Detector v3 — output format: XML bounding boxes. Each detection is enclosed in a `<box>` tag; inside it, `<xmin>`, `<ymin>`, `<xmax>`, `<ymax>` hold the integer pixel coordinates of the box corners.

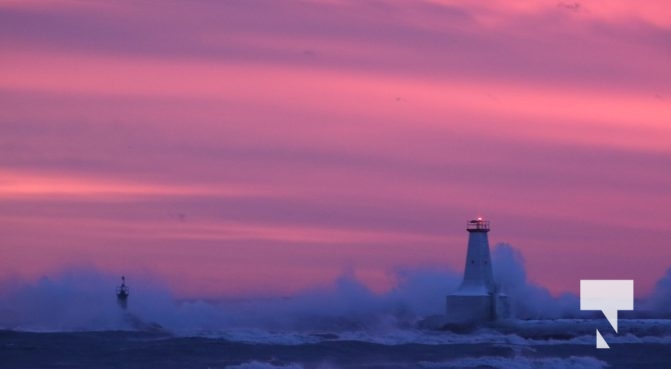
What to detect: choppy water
<box><xmin>3</xmin><ymin>319</ymin><xmax>671</xmax><ymax>369</ymax></box>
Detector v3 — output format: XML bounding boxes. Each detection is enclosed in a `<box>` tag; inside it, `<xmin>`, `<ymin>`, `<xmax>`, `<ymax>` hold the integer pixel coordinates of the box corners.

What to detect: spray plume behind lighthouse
<box><xmin>446</xmin><ymin>218</ymin><xmax>510</xmax><ymax>324</ymax></box>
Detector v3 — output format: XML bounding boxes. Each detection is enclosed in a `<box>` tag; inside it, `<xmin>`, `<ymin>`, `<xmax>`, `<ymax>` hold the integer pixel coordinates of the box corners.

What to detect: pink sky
<box><xmin>1</xmin><ymin>0</ymin><xmax>670</xmax><ymax>298</ymax></box>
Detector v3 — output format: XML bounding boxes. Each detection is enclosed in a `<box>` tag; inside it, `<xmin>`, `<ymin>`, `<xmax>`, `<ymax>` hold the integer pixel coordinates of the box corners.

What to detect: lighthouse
<box><xmin>446</xmin><ymin>218</ymin><xmax>509</xmax><ymax>324</ymax></box>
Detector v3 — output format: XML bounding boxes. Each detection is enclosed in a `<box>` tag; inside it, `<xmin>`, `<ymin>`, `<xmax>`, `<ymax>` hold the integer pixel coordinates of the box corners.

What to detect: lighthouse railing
<box><xmin>467</xmin><ymin>220</ymin><xmax>490</xmax><ymax>231</ymax></box>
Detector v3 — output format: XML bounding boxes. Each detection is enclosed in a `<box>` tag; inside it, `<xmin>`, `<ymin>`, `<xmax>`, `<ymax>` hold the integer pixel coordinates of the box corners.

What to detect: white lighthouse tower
<box><xmin>446</xmin><ymin>218</ymin><xmax>509</xmax><ymax>324</ymax></box>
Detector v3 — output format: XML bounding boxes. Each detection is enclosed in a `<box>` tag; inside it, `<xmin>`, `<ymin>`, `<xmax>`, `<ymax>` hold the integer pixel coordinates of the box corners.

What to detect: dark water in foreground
<box><xmin>3</xmin><ymin>320</ymin><xmax>671</xmax><ymax>369</ymax></box>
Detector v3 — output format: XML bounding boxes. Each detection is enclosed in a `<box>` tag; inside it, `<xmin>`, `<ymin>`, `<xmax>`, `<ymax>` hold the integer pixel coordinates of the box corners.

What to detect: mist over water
<box><xmin>647</xmin><ymin>268</ymin><xmax>671</xmax><ymax>313</ymax></box>
<box><xmin>0</xmin><ymin>244</ymin><xmax>669</xmax><ymax>334</ymax></box>
<box><xmin>492</xmin><ymin>244</ymin><xmax>580</xmax><ymax>319</ymax></box>
<box><xmin>0</xmin><ymin>268</ymin><xmax>126</xmax><ymax>331</ymax></box>
<box><xmin>0</xmin><ymin>265</ymin><xmax>459</xmax><ymax>332</ymax></box>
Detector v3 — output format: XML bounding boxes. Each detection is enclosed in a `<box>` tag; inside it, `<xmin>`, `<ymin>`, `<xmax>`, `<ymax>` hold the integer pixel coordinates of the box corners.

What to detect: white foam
<box><xmin>226</xmin><ymin>361</ymin><xmax>304</xmax><ymax>369</ymax></box>
<box><xmin>176</xmin><ymin>328</ymin><xmax>322</xmax><ymax>345</ymax></box>
<box><xmin>335</xmin><ymin>328</ymin><xmax>528</xmax><ymax>346</ymax></box>
<box><xmin>171</xmin><ymin>323</ymin><xmax>671</xmax><ymax>347</ymax></box>
<box><xmin>419</xmin><ymin>356</ymin><xmax>608</xmax><ymax>369</ymax></box>
<box><xmin>530</xmin><ymin>333</ymin><xmax>671</xmax><ymax>345</ymax></box>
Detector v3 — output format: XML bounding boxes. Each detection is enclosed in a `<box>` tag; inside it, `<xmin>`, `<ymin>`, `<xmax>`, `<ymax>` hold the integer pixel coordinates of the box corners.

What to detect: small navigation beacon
<box><xmin>116</xmin><ymin>275</ymin><xmax>129</xmax><ymax>310</ymax></box>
